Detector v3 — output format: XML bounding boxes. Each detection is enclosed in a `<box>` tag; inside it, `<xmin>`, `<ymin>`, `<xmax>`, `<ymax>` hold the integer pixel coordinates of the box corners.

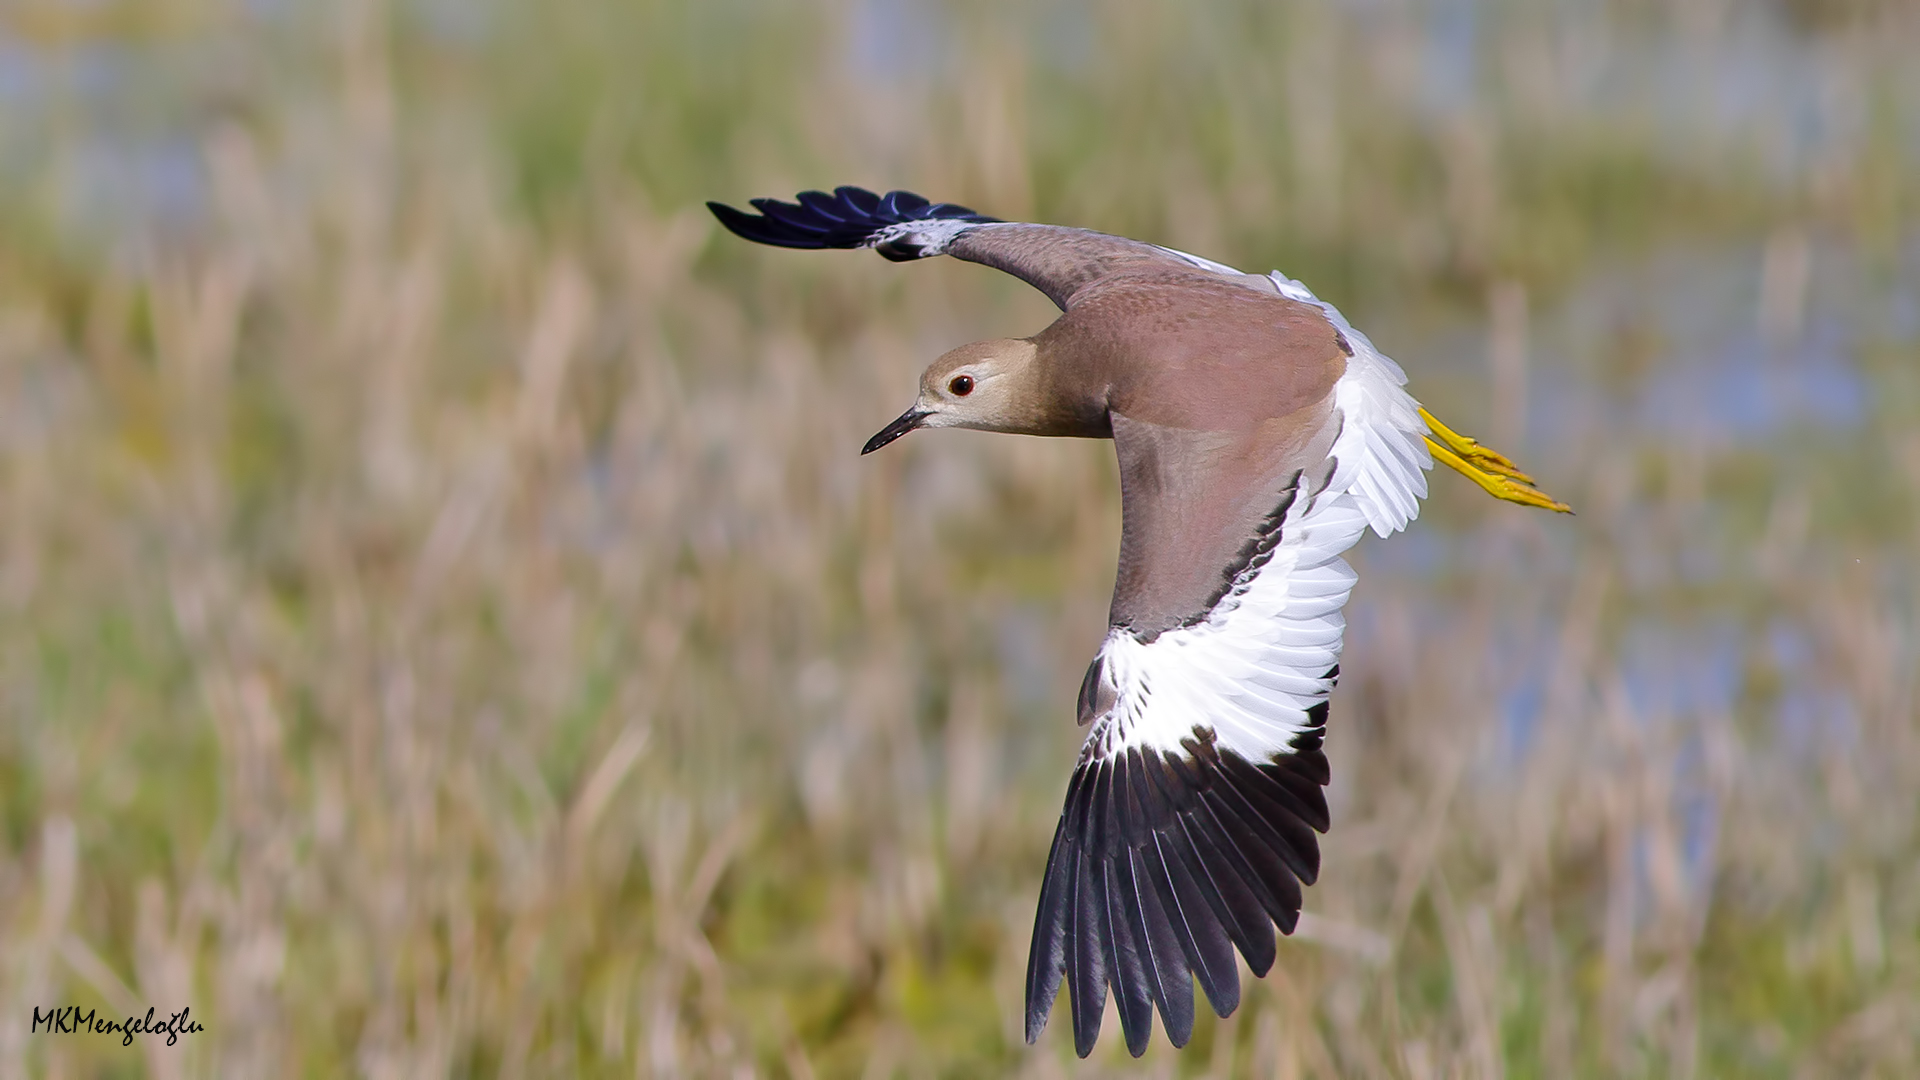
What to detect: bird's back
<box><xmin>1034</xmin><ymin>271</ymin><xmax>1351</xmax><ymax>435</ymax></box>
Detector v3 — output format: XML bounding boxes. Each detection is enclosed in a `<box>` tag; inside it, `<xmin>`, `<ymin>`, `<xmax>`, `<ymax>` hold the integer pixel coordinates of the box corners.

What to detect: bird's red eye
<box><xmin>948</xmin><ymin>375</ymin><xmax>974</xmax><ymax>396</ymax></box>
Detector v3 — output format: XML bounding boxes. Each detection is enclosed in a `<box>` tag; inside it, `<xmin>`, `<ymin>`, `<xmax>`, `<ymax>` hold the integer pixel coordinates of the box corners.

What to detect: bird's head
<box><xmin>861</xmin><ymin>337</ymin><xmax>1043</xmax><ymax>454</ymax></box>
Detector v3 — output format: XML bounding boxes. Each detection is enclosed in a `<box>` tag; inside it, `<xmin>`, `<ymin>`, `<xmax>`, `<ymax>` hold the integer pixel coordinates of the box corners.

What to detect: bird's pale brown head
<box><xmin>861</xmin><ymin>337</ymin><xmax>1047</xmax><ymax>454</ymax></box>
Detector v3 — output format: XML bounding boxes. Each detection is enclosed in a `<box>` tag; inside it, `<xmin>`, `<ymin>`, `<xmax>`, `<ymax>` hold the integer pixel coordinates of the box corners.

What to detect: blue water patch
<box><xmin>1498</xmin><ymin>658</ymin><xmax>1548</xmax><ymax>763</ymax></box>
<box><xmin>1527</xmin><ymin>238</ymin><xmax>1887</xmax><ymax>449</ymax></box>
<box><xmin>1620</xmin><ymin>619</ymin><xmax>1743</xmax><ymax>721</ymax></box>
<box><xmin>1377</xmin><ymin>232</ymin><xmax>1899</xmax><ymax>465</ymax></box>
<box><xmin>1769</xmin><ymin>617</ymin><xmax>1862</xmax><ymax>756</ymax></box>
<box><xmin>62</xmin><ymin>133</ymin><xmax>209</xmax><ymax>237</ymax></box>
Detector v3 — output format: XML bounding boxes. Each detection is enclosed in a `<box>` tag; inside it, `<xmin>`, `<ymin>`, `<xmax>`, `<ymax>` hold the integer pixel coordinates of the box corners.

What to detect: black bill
<box><xmin>861</xmin><ymin>407</ymin><xmax>929</xmax><ymax>455</ymax></box>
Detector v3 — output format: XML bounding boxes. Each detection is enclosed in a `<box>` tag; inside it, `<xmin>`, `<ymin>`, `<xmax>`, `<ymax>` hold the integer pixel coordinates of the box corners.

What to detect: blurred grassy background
<box><xmin>1</xmin><ymin>0</ymin><xmax>1917</xmax><ymax>1076</ymax></box>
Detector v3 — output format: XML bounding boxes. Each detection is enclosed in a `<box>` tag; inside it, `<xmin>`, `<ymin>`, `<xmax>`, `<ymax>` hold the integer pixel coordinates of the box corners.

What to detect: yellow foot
<box><xmin>1419</xmin><ymin>407</ymin><xmax>1573</xmax><ymax>514</ymax></box>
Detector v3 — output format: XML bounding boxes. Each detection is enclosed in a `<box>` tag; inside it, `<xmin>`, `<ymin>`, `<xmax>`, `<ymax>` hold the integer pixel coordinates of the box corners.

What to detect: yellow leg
<box><xmin>1419</xmin><ymin>407</ymin><xmax>1573</xmax><ymax>514</ymax></box>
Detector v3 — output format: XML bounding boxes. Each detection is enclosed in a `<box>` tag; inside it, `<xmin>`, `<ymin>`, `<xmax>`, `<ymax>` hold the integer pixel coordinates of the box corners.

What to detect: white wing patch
<box><xmin>1269</xmin><ymin>270</ymin><xmax>1432</xmax><ymax>538</ymax></box>
<box><xmin>1078</xmin><ymin>258</ymin><xmax>1436</xmax><ymax>765</ymax></box>
<box><xmin>1085</xmin><ymin>477</ymin><xmax>1367</xmax><ymax>763</ymax></box>
<box><xmin>865</xmin><ymin>218</ymin><xmax>985</xmax><ymax>257</ymax></box>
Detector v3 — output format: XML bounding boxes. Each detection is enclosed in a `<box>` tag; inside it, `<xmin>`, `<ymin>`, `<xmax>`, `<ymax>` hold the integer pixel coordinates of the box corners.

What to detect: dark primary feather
<box><xmin>706</xmin><ymin>185</ymin><xmax>996</xmax><ymax>256</ymax></box>
<box><xmin>1115</xmin><ymin>752</ymin><xmax>1196</xmax><ymax>1048</ymax></box>
<box><xmin>1099</xmin><ymin>765</ymin><xmax>1155</xmax><ymax>1058</ymax></box>
<box><xmin>1024</xmin><ymin>713</ymin><xmax>1334</xmax><ymax>1057</ymax></box>
<box><xmin>1024</xmin><ymin>768</ymin><xmax>1084</xmax><ymax>1043</ymax></box>
<box><xmin>1148</xmin><ymin>813</ymin><xmax>1240</xmax><ymax>1017</ymax></box>
<box><xmin>1069</xmin><ymin>764</ymin><xmax>1114</xmax><ymax>1056</ymax></box>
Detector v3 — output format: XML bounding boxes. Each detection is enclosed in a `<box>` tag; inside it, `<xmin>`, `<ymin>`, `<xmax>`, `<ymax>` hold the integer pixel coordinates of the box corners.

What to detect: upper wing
<box><xmin>1025</xmin><ymin>420</ymin><xmax>1362</xmax><ymax>1058</ymax></box>
<box><xmin>707</xmin><ymin>185</ymin><xmax>1273</xmax><ymax>310</ymax></box>
<box><xmin>1024</xmin><ymin>291</ymin><xmax>1435</xmax><ymax>1057</ymax></box>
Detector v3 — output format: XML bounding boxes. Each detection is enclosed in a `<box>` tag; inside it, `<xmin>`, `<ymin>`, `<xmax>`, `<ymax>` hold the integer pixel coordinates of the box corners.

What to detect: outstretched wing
<box><xmin>706</xmin><ymin>186</ymin><xmax>998</xmax><ymax>258</ymax></box>
<box><xmin>1025</xmin><ymin>295</ymin><xmax>1434</xmax><ymax>1057</ymax></box>
<box><xmin>1027</xmin><ymin>453</ymin><xmax>1365</xmax><ymax>1059</ymax></box>
<box><xmin>708</xmin><ymin>185</ymin><xmax>1273</xmax><ymax>310</ymax></box>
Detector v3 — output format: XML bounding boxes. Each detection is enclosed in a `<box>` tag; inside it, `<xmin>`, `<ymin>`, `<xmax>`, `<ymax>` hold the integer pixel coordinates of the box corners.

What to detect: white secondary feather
<box><xmin>1081</xmin><ymin>253</ymin><xmax>1436</xmax><ymax>764</ymax></box>
<box><xmin>1268</xmin><ymin>270</ymin><xmax>1432</xmax><ymax>538</ymax></box>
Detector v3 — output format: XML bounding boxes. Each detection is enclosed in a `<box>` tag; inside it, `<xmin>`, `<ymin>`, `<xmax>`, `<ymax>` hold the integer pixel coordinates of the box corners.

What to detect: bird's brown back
<box><xmin>1024</xmin><ymin>272</ymin><xmax>1353</xmax><ymax>635</ymax></box>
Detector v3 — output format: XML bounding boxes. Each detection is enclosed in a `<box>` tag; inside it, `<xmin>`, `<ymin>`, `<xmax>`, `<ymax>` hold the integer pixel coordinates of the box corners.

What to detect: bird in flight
<box><xmin>708</xmin><ymin>186</ymin><xmax>1569</xmax><ymax>1057</ymax></box>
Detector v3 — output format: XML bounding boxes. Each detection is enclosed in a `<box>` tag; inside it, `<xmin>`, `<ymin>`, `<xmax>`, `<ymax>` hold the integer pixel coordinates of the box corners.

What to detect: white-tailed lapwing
<box><xmin>709</xmin><ymin>186</ymin><xmax>1569</xmax><ymax>1057</ymax></box>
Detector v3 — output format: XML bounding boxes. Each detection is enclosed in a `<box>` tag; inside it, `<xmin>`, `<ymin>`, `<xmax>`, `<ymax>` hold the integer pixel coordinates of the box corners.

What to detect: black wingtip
<box><xmin>707</xmin><ymin>199</ymin><xmax>819</xmax><ymax>249</ymax></box>
<box><xmin>1025</xmin><ymin>724</ymin><xmax>1335</xmax><ymax>1054</ymax></box>
<box><xmin>1024</xmin><ymin>770</ymin><xmax>1084</xmax><ymax>1046</ymax></box>
<box><xmin>706</xmin><ymin>186</ymin><xmax>998</xmax><ymax>254</ymax></box>
<box><xmin>1068</xmin><ymin>765</ymin><xmax>1114</xmax><ymax>1057</ymax></box>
